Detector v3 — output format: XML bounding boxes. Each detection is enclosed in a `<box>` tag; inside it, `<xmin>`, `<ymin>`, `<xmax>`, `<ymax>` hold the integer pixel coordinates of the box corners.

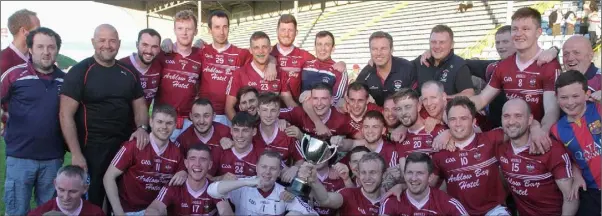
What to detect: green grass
<box><xmin>0</xmin><ymin>138</ymin><xmax>71</xmax><ymax>214</ymax></box>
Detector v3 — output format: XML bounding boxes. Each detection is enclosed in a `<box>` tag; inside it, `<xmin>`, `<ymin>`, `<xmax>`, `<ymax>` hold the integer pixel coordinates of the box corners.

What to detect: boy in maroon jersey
<box><xmin>103</xmin><ymin>105</ymin><xmax>187</xmax><ymax>215</ymax></box>
<box><xmin>119</xmin><ymin>29</ymin><xmax>163</xmax><ymax>106</ymax></box>
<box><xmin>225</xmin><ymin>31</ymin><xmax>297</xmax><ymax>120</ymax></box>
<box><xmin>154</xmin><ymin>10</ymin><xmax>203</xmax><ymax>141</ymax></box>
<box><xmin>497</xmin><ymin>98</ymin><xmax>577</xmax><ymax>216</ymax></box>
<box><xmin>380</xmin><ymin>152</ymin><xmax>469</xmax><ymax>216</ymax></box>
<box><xmin>362</xmin><ymin>110</ymin><xmax>400</xmax><ymax>169</ymax></box>
<box><xmin>176</xmin><ymin>98</ymin><xmax>231</xmax><ymax>151</ymax></box>
<box><xmin>210</xmin><ymin>112</ymin><xmax>261</xmax><ymax>181</ymax></box>
<box><xmin>28</xmin><ymin>165</ymin><xmax>105</xmax><ymax>216</ymax></box>
<box><xmin>298</xmin><ymin>152</ymin><xmax>386</xmax><ymax>216</ymax></box>
<box><xmin>470</xmin><ymin>7</ymin><xmax>560</xmax><ymax>150</ymax></box>
<box><xmin>144</xmin><ymin>144</ymin><xmax>234</xmax><ymax>216</ymax></box>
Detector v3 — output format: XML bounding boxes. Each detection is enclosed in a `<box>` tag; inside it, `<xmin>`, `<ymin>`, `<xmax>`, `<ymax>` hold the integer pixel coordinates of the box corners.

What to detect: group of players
<box><xmin>1</xmin><ymin>3</ymin><xmax>601</xmax><ymax>216</ymax></box>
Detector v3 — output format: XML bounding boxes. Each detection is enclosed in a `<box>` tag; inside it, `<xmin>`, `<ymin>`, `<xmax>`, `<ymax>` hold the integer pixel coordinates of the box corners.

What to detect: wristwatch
<box><xmin>138</xmin><ymin>124</ymin><xmax>150</xmax><ymax>132</ymax></box>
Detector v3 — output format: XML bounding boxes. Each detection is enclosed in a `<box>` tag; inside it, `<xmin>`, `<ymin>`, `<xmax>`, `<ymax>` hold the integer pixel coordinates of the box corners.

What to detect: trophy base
<box><xmin>286</xmin><ymin>178</ymin><xmax>312</xmax><ymax>199</ymax></box>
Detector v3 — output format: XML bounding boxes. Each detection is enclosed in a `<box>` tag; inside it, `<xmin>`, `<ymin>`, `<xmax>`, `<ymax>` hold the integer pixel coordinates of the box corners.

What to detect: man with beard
<box><xmin>380</xmin><ymin>152</ymin><xmax>468</xmax><ymax>216</ymax></box>
<box><xmin>225</xmin><ymin>31</ymin><xmax>297</xmax><ymax>120</ymax></box>
<box><xmin>120</xmin><ymin>28</ymin><xmax>162</xmax><ymax>106</ymax></box>
<box><xmin>103</xmin><ymin>105</ymin><xmax>187</xmax><ymax>215</ymax></box>
<box><xmin>210</xmin><ymin>112</ymin><xmax>262</xmax><ymax>181</ymax></box>
<box><xmin>551</xmin><ymin>71</ymin><xmax>601</xmax><ymax>215</ymax></box>
<box><xmin>1</xmin><ymin>27</ymin><xmax>65</xmax><ymax>215</ymax></box>
<box><xmin>562</xmin><ymin>35</ymin><xmax>601</xmax><ymax>98</ymax></box>
<box><xmin>208</xmin><ymin>151</ymin><xmax>317</xmax><ymax>215</ymax></box>
<box><xmin>236</xmin><ymin>86</ymin><xmax>260</xmax><ymax>118</ymax></box>
<box><xmin>382</xmin><ymin>95</ymin><xmax>401</xmax><ymax>134</ymax></box>
<box><xmin>176</xmin><ymin>98</ymin><xmax>231</xmax><ymax>151</ymax></box>
<box><xmin>298</xmin><ymin>152</ymin><xmax>386</xmax><ymax>215</ymax></box>
<box><xmin>144</xmin><ymin>144</ymin><xmax>234</xmax><ymax>215</ymax></box>
<box><xmin>497</xmin><ymin>99</ymin><xmax>577</xmax><ymax>216</ymax></box>
<box><xmin>28</xmin><ymin>166</ymin><xmax>105</xmax><ymax>216</ymax></box>
<box><xmin>60</xmin><ymin>24</ymin><xmax>149</xmax><ymax>207</ymax></box>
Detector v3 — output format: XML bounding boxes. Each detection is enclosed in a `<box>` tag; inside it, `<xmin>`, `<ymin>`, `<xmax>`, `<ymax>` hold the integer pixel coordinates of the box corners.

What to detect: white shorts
<box><xmin>486</xmin><ymin>205</ymin><xmax>511</xmax><ymax>216</ymax></box>
<box><xmin>214</xmin><ymin>114</ymin><xmax>232</xmax><ymax>127</ymax></box>
<box><xmin>125</xmin><ymin>210</ymin><xmax>145</xmax><ymax>216</ymax></box>
<box><xmin>169</xmin><ymin>118</ymin><xmax>192</xmax><ymax>142</ymax></box>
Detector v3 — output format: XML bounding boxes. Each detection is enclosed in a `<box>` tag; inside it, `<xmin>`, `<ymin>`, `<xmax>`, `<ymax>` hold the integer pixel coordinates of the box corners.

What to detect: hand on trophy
<box><xmin>329</xmin><ymin>135</ymin><xmax>344</xmax><ymax>147</ymax></box>
<box><xmin>332</xmin><ymin>163</ymin><xmax>350</xmax><ymax>181</ymax></box>
<box><xmin>297</xmin><ymin>162</ymin><xmax>317</xmax><ymax>184</ymax></box>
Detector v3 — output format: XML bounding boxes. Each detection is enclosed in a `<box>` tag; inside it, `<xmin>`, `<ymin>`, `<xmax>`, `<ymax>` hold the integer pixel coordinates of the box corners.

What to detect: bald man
<box><xmin>562</xmin><ymin>35</ymin><xmax>601</xmax><ymax>93</ymax></box>
<box><xmin>59</xmin><ymin>24</ymin><xmax>149</xmax><ymax>207</ymax></box>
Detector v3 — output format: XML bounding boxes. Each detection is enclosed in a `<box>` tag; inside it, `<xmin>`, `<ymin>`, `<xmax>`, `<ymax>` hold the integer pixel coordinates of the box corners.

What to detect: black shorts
<box><xmin>82</xmin><ymin>140</ymin><xmax>124</xmax><ymax>207</ymax></box>
<box><xmin>577</xmin><ymin>188</ymin><xmax>601</xmax><ymax>216</ymax></box>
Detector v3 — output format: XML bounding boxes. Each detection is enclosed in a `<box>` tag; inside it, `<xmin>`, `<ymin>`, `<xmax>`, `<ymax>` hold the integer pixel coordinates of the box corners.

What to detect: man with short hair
<box><xmin>345</xmin><ymin>82</ymin><xmax>384</xmax><ymax>132</ymax></box>
<box><xmin>119</xmin><ymin>28</ymin><xmax>163</xmax><ymax>106</ymax></box>
<box><xmin>207</xmin><ymin>151</ymin><xmax>317</xmax><ymax>215</ymax></box>
<box><xmin>347</xmin><ymin>146</ymin><xmax>371</xmax><ymax>187</ymax></box>
<box><xmin>28</xmin><ymin>165</ymin><xmax>105</xmax><ymax>216</ymax></box>
<box><xmin>104</xmin><ymin>104</ymin><xmax>187</xmax><ymax>215</ymax></box>
<box><xmin>60</xmin><ymin>24</ymin><xmax>149</xmax><ymax>207</ymax></box>
<box><xmin>154</xmin><ymin>10</ymin><xmax>203</xmax><ymax>140</ymax></box>
<box><xmin>298</xmin><ymin>152</ymin><xmax>386</xmax><ymax>215</ymax></box>
<box><xmin>210</xmin><ymin>112</ymin><xmax>262</xmax><ymax>181</ymax></box>
<box><xmin>225</xmin><ymin>31</ymin><xmax>296</xmax><ymax>120</ymax></box>
<box><xmin>236</xmin><ymin>86</ymin><xmax>260</xmax><ymax>117</ymax></box>
<box><xmin>361</xmin><ymin>110</ymin><xmax>400</xmax><ymax>168</ymax></box>
<box><xmin>470</xmin><ymin>7</ymin><xmax>562</xmax><ymax>142</ymax></box>
<box><xmin>1</xmin><ymin>9</ymin><xmax>40</xmax><ymax>74</ymax></box>
<box><xmin>380</xmin><ymin>152</ymin><xmax>469</xmax><ymax>216</ymax></box>
<box><xmin>415</xmin><ymin>24</ymin><xmax>474</xmax><ymax>97</ymax></box>
<box><xmin>382</xmin><ymin>95</ymin><xmax>400</xmax><ymax>133</ymax></box>
<box><xmin>356</xmin><ymin>31</ymin><xmax>416</xmax><ymax>106</ymax></box>
<box><xmin>176</xmin><ymin>98</ymin><xmax>231</xmax><ymax>152</ymax></box>
<box><xmin>1</xmin><ymin>27</ymin><xmax>65</xmax><ymax>215</ymax></box>
<box><xmin>551</xmin><ymin>70</ymin><xmax>601</xmax><ymax>215</ymax></box>
<box><xmin>562</xmin><ymin>35</ymin><xmax>601</xmax><ymax>93</ymax></box>
<box><xmin>498</xmin><ymin>98</ymin><xmax>577</xmax><ymax>216</ymax></box>
<box><xmin>144</xmin><ymin>144</ymin><xmax>234</xmax><ymax>215</ymax></box>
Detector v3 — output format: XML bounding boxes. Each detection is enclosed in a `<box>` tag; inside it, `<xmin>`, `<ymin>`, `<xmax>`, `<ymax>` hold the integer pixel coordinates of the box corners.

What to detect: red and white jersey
<box><xmin>496</xmin><ymin>139</ymin><xmax>573</xmax><ymax>216</ymax></box>
<box><xmin>271</xmin><ymin>44</ymin><xmax>315</xmax><ymax>101</ymax></box>
<box><xmin>253</xmin><ymin>123</ymin><xmax>303</xmax><ymax>163</ymax></box>
<box><xmin>300</xmin><ymin>59</ymin><xmax>348</xmax><ymax>103</ymax></box>
<box><xmin>110</xmin><ymin>138</ymin><xmax>184</xmax><ymax>212</ymax></box>
<box><xmin>27</xmin><ymin>198</ymin><xmax>105</xmax><ymax>216</ymax></box>
<box><xmin>336</xmin><ymin>187</ymin><xmax>382</xmax><ymax>216</ymax></box>
<box><xmin>119</xmin><ymin>53</ymin><xmax>162</xmax><ymax>106</ymax></box>
<box><xmin>380</xmin><ymin>187</ymin><xmax>469</xmax><ymax>216</ymax></box>
<box><xmin>176</xmin><ymin>122</ymin><xmax>231</xmax><ymax>153</ymax></box>
<box><xmin>222</xmin><ymin>178</ymin><xmax>317</xmax><ymax>215</ymax></box>
<box><xmin>488</xmin><ymin>52</ymin><xmax>561</xmax><ymax>121</ymax></box>
<box><xmin>397</xmin><ymin>125</ymin><xmax>447</xmax><ymax>157</ymax></box>
<box><xmin>349</xmin><ymin>103</ymin><xmax>384</xmax><ymax>132</ymax></box>
<box><xmin>280</xmin><ymin>107</ymin><xmax>359</xmax><ymax>140</ymax></box>
<box><xmin>226</xmin><ymin>61</ymin><xmax>289</xmax><ymax>96</ymax></box>
<box><xmin>155</xmin><ymin>48</ymin><xmax>203</xmax><ymax>116</ymax></box>
<box><xmin>210</xmin><ymin>145</ymin><xmax>260</xmax><ymax>178</ymax></box>
<box><xmin>313</xmin><ymin>170</ymin><xmax>347</xmax><ymax>216</ymax></box>
<box><xmin>198</xmin><ymin>44</ymin><xmax>251</xmax><ymax>115</ymax></box>
<box><xmin>372</xmin><ymin>140</ymin><xmax>400</xmax><ymax>168</ymax></box>
<box><xmin>156</xmin><ymin>179</ymin><xmax>221</xmax><ymax>216</ymax></box>
<box><xmin>431</xmin><ymin>129</ymin><xmax>507</xmax><ymax>215</ymax></box>
<box><xmin>0</xmin><ymin>43</ymin><xmax>28</xmax><ymax>75</ymax></box>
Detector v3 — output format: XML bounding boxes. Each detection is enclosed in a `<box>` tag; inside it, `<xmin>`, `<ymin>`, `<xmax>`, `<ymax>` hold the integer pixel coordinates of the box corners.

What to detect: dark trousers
<box><xmin>82</xmin><ymin>141</ymin><xmax>123</xmax><ymax>208</ymax></box>
<box><xmin>577</xmin><ymin>188</ymin><xmax>601</xmax><ymax>216</ymax></box>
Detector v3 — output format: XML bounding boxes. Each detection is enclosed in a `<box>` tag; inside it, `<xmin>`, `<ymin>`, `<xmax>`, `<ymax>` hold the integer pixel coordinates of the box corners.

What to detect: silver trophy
<box><xmin>286</xmin><ymin>134</ymin><xmax>338</xmax><ymax>198</ymax></box>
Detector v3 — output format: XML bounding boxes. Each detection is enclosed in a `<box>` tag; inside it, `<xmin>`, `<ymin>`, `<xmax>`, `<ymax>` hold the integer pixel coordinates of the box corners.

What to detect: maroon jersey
<box><xmin>398</xmin><ymin>125</ymin><xmax>447</xmax><ymax>157</ymax></box>
<box><xmin>380</xmin><ymin>187</ymin><xmax>469</xmax><ymax>216</ymax></box>
<box><xmin>210</xmin><ymin>145</ymin><xmax>260</xmax><ymax>178</ymax></box>
<box><xmin>226</xmin><ymin>62</ymin><xmax>289</xmax><ymax>97</ymax></box>
<box><xmin>176</xmin><ymin>122</ymin><xmax>231</xmax><ymax>152</ymax></box>
<box><xmin>497</xmin><ymin>139</ymin><xmax>573</xmax><ymax>216</ymax></box>
<box><xmin>336</xmin><ymin>187</ymin><xmax>382</xmax><ymax>215</ymax></box>
<box><xmin>488</xmin><ymin>53</ymin><xmax>561</xmax><ymax>121</ymax></box>
<box><xmin>431</xmin><ymin>129</ymin><xmax>507</xmax><ymax>215</ymax></box>
<box><xmin>373</xmin><ymin>140</ymin><xmax>400</xmax><ymax>168</ymax></box>
<box><xmin>280</xmin><ymin>106</ymin><xmax>359</xmax><ymax>140</ymax></box>
<box><xmin>0</xmin><ymin>43</ymin><xmax>28</xmax><ymax>75</ymax></box>
<box><xmin>271</xmin><ymin>44</ymin><xmax>315</xmax><ymax>101</ymax></box>
<box><xmin>110</xmin><ymin>139</ymin><xmax>184</xmax><ymax>212</ymax></box>
<box><xmin>156</xmin><ymin>179</ymin><xmax>222</xmax><ymax>216</ymax></box>
<box><xmin>253</xmin><ymin>123</ymin><xmax>303</xmax><ymax>163</ymax></box>
<box><xmin>349</xmin><ymin>103</ymin><xmax>384</xmax><ymax>132</ymax></box>
<box><xmin>199</xmin><ymin>44</ymin><xmax>251</xmax><ymax>115</ymax></box>
<box><xmin>119</xmin><ymin>53</ymin><xmax>162</xmax><ymax>106</ymax></box>
<box><xmin>28</xmin><ymin>198</ymin><xmax>105</xmax><ymax>216</ymax></box>
<box><xmin>313</xmin><ymin>171</ymin><xmax>347</xmax><ymax>216</ymax></box>
<box><xmin>155</xmin><ymin>48</ymin><xmax>203</xmax><ymax>116</ymax></box>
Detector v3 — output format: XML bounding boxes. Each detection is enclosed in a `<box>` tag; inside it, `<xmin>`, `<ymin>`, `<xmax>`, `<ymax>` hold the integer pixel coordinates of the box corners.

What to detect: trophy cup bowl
<box><xmin>286</xmin><ymin>134</ymin><xmax>338</xmax><ymax>198</ymax></box>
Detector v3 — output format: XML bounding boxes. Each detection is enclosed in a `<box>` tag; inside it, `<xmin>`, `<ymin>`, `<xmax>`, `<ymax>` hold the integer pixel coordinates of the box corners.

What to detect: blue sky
<box><xmin>0</xmin><ymin>1</ymin><xmax>162</xmax><ymax>61</ymax></box>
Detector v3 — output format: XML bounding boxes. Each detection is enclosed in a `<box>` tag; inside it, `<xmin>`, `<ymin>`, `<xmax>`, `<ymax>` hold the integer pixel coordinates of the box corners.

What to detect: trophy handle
<box><xmin>317</xmin><ymin>143</ymin><xmax>339</xmax><ymax>164</ymax></box>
